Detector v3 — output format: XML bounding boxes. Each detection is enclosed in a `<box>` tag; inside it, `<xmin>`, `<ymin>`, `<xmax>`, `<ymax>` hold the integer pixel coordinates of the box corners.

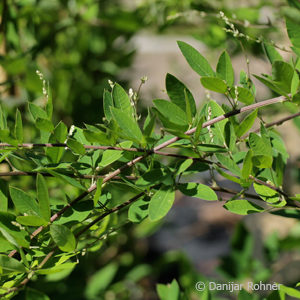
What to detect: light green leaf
<box><xmin>14</xmin><ymin>109</ymin><xmax>23</xmax><ymax>142</ymax></box>
<box><xmin>50</xmin><ymin>224</ymin><xmax>76</xmax><ymax>252</ymax></box>
<box><xmin>112</xmin><ymin>83</ymin><xmax>133</xmax><ymax>116</ymax></box>
<box><xmin>67</xmin><ymin>138</ymin><xmax>86</xmax><ymax>155</ymax></box>
<box><xmin>0</xmin><ymin>255</ymin><xmax>26</xmax><ymax>274</ymax></box>
<box><xmin>230</xmin><ymin>86</ymin><xmax>255</xmax><ymax>105</ymax></box>
<box><xmin>286</xmin><ymin>18</ymin><xmax>300</xmax><ymax>48</ymax></box>
<box><xmin>103</xmin><ymin>89</ymin><xmax>114</xmax><ymax>121</ymax></box>
<box><xmin>179</xmin><ymin>182</ymin><xmax>218</xmax><ymax>201</ymax></box>
<box><xmin>253</xmin><ymin>182</ymin><xmax>280</xmax><ymax>204</ymax></box>
<box><xmin>28</xmin><ymin>103</ymin><xmax>48</xmax><ymax>120</ymax></box>
<box><xmin>263</xmin><ymin>43</ymin><xmax>283</xmax><ymax>64</ymax></box>
<box><xmin>236</xmin><ymin>109</ymin><xmax>257</xmax><ymax>138</ymax></box>
<box><xmin>0</xmin><ymin>212</ymin><xmax>30</xmax><ymax>248</ymax></box>
<box><xmin>99</xmin><ymin>141</ymin><xmax>132</xmax><ymax>167</ymax></box>
<box><xmin>241</xmin><ymin>150</ymin><xmax>253</xmax><ymax>179</ymax></box>
<box><xmin>177</xmin><ymin>41</ymin><xmax>214</xmax><ymax>77</ymax></box>
<box><xmin>110</xmin><ymin>107</ymin><xmax>145</xmax><ymax>146</ymax></box>
<box><xmin>176</xmin><ymin>159</ymin><xmax>193</xmax><ymax>176</ymax></box>
<box><xmin>85</xmin><ymin>263</ymin><xmax>118</xmax><ymax>299</ymax></box>
<box><xmin>149</xmin><ymin>187</ymin><xmax>175</xmax><ymax>221</ymax></box>
<box><xmin>0</xmin><ymin>129</ymin><xmax>19</xmax><ymax>146</ymax></box>
<box><xmin>37</xmin><ymin>174</ymin><xmax>51</xmax><ymax>221</ymax></box>
<box><xmin>165</xmin><ymin>73</ymin><xmax>196</xmax><ymax>115</ymax></box>
<box><xmin>153</xmin><ymin>99</ymin><xmax>188</xmax><ymax>127</ymax></box>
<box><xmin>216</xmin><ymin>50</ymin><xmax>234</xmax><ymax>86</ymax></box>
<box><xmin>280</xmin><ymin>284</ymin><xmax>300</xmax><ymax>299</ymax></box>
<box><xmin>16</xmin><ymin>215</ymin><xmax>48</xmax><ymax>226</ymax></box>
<box><xmin>10</xmin><ymin>186</ymin><xmax>39</xmax><ymax>215</ymax></box>
<box><xmin>200</xmin><ymin>76</ymin><xmax>228</xmax><ymax>93</ymax></box>
<box><xmin>46</xmin><ymin>85</ymin><xmax>53</xmax><ymax>120</ymax></box>
<box><xmin>249</xmin><ymin>133</ymin><xmax>273</xmax><ymax>168</ymax></box>
<box><xmin>224</xmin><ymin>200</ymin><xmax>264</xmax><ymax>215</ymax></box>
<box><xmin>157</xmin><ymin>279</ymin><xmax>180</xmax><ymax>300</ymax></box>
<box><xmin>36</xmin><ymin>118</ymin><xmax>54</xmax><ymax>132</ymax></box>
<box><xmin>215</xmin><ymin>154</ymin><xmax>241</xmax><ymax>176</ymax></box>
<box><xmin>93</xmin><ymin>178</ymin><xmax>103</xmax><ymax>207</ymax></box>
<box><xmin>291</xmin><ymin>70</ymin><xmax>299</xmax><ymax>96</ymax></box>
<box><xmin>83</xmin><ymin>129</ymin><xmax>111</xmax><ymax>145</ymax></box>
<box><xmin>272</xmin><ymin>60</ymin><xmax>294</xmax><ymax>94</ymax></box>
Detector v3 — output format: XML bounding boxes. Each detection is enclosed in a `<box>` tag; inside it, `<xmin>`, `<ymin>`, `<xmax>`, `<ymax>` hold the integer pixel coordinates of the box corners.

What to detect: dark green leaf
<box><xmin>128</xmin><ymin>196</ymin><xmax>149</xmax><ymax>223</ymax></box>
<box><xmin>236</xmin><ymin>109</ymin><xmax>257</xmax><ymax>138</ymax></box>
<box><xmin>230</xmin><ymin>87</ymin><xmax>254</xmax><ymax>105</ymax></box>
<box><xmin>16</xmin><ymin>215</ymin><xmax>48</xmax><ymax>226</ymax></box>
<box><xmin>103</xmin><ymin>89</ymin><xmax>114</xmax><ymax>121</ymax></box>
<box><xmin>263</xmin><ymin>43</ymin><xmax>283</xmax><ymax>64</ymax></box>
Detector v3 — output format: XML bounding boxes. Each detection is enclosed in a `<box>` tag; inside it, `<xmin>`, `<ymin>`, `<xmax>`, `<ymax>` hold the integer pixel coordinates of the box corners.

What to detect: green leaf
<box><xmin>253</xmin><ymin>182</ymin><xmax>280</xmax><ymax>204</ymax></box>
<box><xmin>128</xmin><ymin>196</ymin><xmax>149</xmax><ymax>223</ymax></box>
<box><xmin>263</xmin><ymin>43</ymin><xmax>283</xmax><ymax>64</ymax></box>
<box><xmin>194</xmin><ymin>116</ymin><xmax>205</xmax><ymax>142</ymax></box>
<box><xmin>157</xmin><ymin>279</ymin><xmax>180</xmax><ymax>300</ymax></box>
<box><xmin>254</xmin><ymin>75</ymin><xmax>287</xmax><ymax>96</ymax></box>
<box><xmin>241</xmin><ymin>150</ymin><xmax>253</xmax><ymax>180</ymax></box>
<box><xmin>153</xmin><ymin>99</ymin><xmax>188</xmax><ymax>128</ymax></box>
<box><xmin>165</xmin><ymin>73</ymin><xmax>196</xmax><ymax>115</ymax></box>
<box><xmin>272</xmin><ymin>61</ymin><xmax>294</xmax><ymax>93</ymax></box>
<box><xmin>10</xmin><ymin>186</ymin><xmax>39</xmax><ymax>215</ymax></box>
<box><xmin>176</xmin><ymin>159</ymin><xmax>193</xmax><ymax>176</ymax></box>
<box><xmin>215</xmin><ymin>154</ymin><xmax>241</xmax><ymax>176</ymax></box>
<box><xmin>46</xmin><ymin>86</ymin><xmax>53</xmax><ymax>120</ymax></box>
<box><xmin>0</xmin><ymin>104</ymin><xmax>7</xmax><ymax>129</ymax></box>
<box><xmin>83</xmin><ymin>129</ymin><xmax>111</xmax><ymax>145</ymax></box>
<box><xmin>216</xmin><ymin>50</ymin><xmax>234</xmax><ymax>86</ymax></box>
<box><xmin>50</xmin><ymin>224</ymin><xmax>76</xmax><ymax>252</ymax></box>
<box><xmin>177</xmin><ymin>41</ymin><xmax>214</xmax><ymax>77</ymax></box>
<box><xmin>291</xmin><ymin>70</ymin><xmax>299</xmax><ymax>96</ymax></box>
<box><xmin>37</xmin><ymin>174</ymin><xmax>51</xmax><ymax>221</ymax></box>
<box><xmin>224</xmin><ymin>200</ymin><xmax>264</xmax><ymax>215</ymax></box>
<box><xmin>112</xmin><ymin>83</ymin><xmax>133</xmax><ymax>116</ymax></box>
<box><xmin>179</xmin><ymin>183</ymin><xmax>218</xmax><ymax>200</ymax></box>
<box><xmin>28</xmin><ymin>103</ymin><xmax>48</xmax><ymax>120</ymax></box>
<box><xmin>0</xmin><ymin>129</ymin><xmax>19</xmax><ymax>146</ymax></box>
<box><xmin>67</xmin><ymin>138</ymin><xmax>86</xmax><ymax>155</ymax></box>
<box><xmin>99</xmin><ymin>141</ymin><xmax>132</xmax><ymax>167</ymax></box>
<box><xmin>93</xmin><ymin>178</ymin><xmax>103</xmax><ymax>207</ymax></box>
<box><xmin>110</xmin><ymin>107</ymin><xmax>145</xmax><ymax>146</ymax></box>
<box><xmin>47</xmin><ymin>170</ymin><xmax>86</xmax><ymax>190</ymax></box>
<box><xmin>184</xmin><ymin>89</ymin><xmax>193</xmax><ymax>124</ymax></box>
<box><xmin>0</xmin><ymin>180</ymin><xmax>8</xmax><ymax>212</ymax></box>
<box><xmin>230</xmin><ymin>86</ymin><xmax>255</xmax><ymax>105</ymax></box>
<box><xmin>85</xmin><ymin>263</ymin><xmax>118</xmax><ymax>299</ymax></box>
<box><xmin>280</xmin><ymin>285</ymin><xmax>300</xmax><ymax>299</ymax></box>
<box><xmin>103</xmin><ymin>89</ymin><xmax>114</xmax><ymax>121</ymax></box>
<box><xmin>14</xmin><ymin>109</ymin><xmax>23</xmax><ymax>142</ymax></box>
<box><xmin>0</xmin><ymin>255</ymin><xmax>26</xmax><ymax>274</ymax></box>
<box><xmin>16</xmin><ymin>215</ymin><xmax>48</xmax><ymax>226</ymax></box>
<box><xmin>200</xmin><ymin>76</ymin><xmax>228</xmax><ymax>93</ymax></box>
<box><xmin>0</xmin><ymin>212</ymin><xmax>30</xmax><ymax>248</ymax></box>
<box><xmin>46</xmin><ymin>121</ymin><xmax>68</xmax><ymax>164</ymax></box>
<box><xmin>148</xmin><ymin>187</ymin><xmax>175</xmax><ymax>221</ymax></box>
<box><xmin>36</xmin><ymin>118</ymin><xmax>54</xmax><ymax>132</ymax></box>
<box><xmin>236</xmin><ymin>109</ymin><xmax>257</xmax><ymax>138</ymax></box>
<box><xmin>286</xmin><ymin>18</ymin><xmax>300</xmax><ymax>48</ymax></box>
<box><xmin>249</xmin><ymin>133</ymin><xmax>273</xmax><ymax>168</ymax></box>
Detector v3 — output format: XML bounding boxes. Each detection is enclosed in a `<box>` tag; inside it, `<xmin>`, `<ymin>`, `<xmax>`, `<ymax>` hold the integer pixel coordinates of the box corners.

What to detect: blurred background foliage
<box><xmin>1</xmin><ymin>0</ymin><xmax>300</xmax><ymax>299</ymax></box>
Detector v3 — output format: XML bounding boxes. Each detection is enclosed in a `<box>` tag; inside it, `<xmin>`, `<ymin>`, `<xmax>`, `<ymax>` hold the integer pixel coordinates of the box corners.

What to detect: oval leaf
<box><xmin>178</xmin><ymin>183</ymin><xmax>218</xmax><ymax>201</ymax></box>
<box><xmin>50</xmin><ymin>224</ymin><xmax>76</xmax><ymax>252</ymax></box>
